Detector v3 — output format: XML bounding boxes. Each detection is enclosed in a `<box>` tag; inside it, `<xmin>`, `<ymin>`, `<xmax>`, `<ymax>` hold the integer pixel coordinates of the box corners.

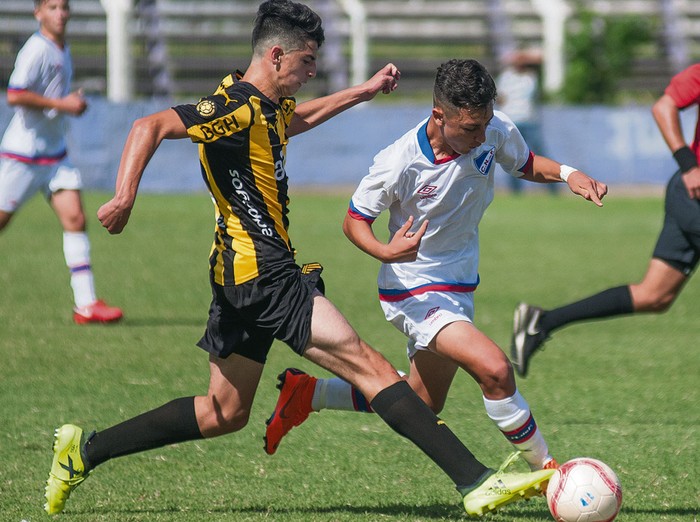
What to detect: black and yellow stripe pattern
<box><xmin>173</xmin><ymin>73</ymin><xmax>297</xmax><ymax>286</ymax></box>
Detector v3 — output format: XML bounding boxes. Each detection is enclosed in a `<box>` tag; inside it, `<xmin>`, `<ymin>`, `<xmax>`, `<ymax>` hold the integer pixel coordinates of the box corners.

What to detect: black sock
<box><xmin>540</xmin><ymin>285</ymin><xmax>634</xmax><ymax>333</ymax></box>
<box><xmin>84</xmin><ymin>397</ymin><xmax>203</xmax><ymax>470</ymax></box>
<box><xmin>370</xmin><ymin>381</ymin><xmax>489</xmax><ymax>490</ymax></box>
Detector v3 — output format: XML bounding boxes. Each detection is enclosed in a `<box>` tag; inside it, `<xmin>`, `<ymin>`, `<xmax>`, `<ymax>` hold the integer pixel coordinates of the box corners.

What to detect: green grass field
<box><xmin>1</xmin><ymin>190</ymin><xmax>698</xmax><ymax>521</ymax></box>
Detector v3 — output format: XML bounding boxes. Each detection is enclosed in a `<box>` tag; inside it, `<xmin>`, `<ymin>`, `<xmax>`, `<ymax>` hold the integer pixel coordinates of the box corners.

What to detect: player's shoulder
<box><xmin>374</xmin><ymin>121</ymin><xmax>425</xmax><ymax>165</ymax></box>
<box><xmin>16</xmin><ymin>32</ymin><xmax>49</xmax><ymax>56</ymax></box>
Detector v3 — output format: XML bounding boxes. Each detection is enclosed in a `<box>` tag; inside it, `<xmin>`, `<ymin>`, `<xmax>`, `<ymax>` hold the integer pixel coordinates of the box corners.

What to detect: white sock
<box><xmin>311</xmin><ymin>377</ymin><xmax>374</xmax><ymax>412</ymax></box>
<box><xmin>63</xmin><ymin>231</ymin><xmax>97</xmax><ymax>309</ymax></box>
<box><xmin>311</xmin><ymin>370</ymin><xmax>407</xmax><ymax>412</ymax></box>
<box><xmin>483</xmin><ymin>390</ymin><xmax>552</xmax><ymax>470</ymax></box>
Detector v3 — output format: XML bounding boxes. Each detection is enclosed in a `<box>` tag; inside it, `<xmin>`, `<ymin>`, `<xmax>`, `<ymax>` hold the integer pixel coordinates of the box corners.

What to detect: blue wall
<box><xmin>1</xmin><ymin>98</ymin><xmax>694</xmax><ymax>193</ymax></box>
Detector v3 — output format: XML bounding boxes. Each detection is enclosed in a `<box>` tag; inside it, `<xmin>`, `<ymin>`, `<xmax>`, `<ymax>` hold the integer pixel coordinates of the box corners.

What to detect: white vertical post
<box><xmin>530</xmin><ymin>0</ymin><xmax>570</xmax><ymax>94</ymax></box>
<box><xmin>336</xmin><ymin>0</ymin><xmax>368</xmax><ymax>85</ymax></box>
<box><xmin>100</xmin><ymin>0</ymin><xmax>134</xmax><ymax>102</ymax></box>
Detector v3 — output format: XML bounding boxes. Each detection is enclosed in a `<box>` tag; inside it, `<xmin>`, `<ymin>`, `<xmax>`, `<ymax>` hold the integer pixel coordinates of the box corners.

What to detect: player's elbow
<box><xmin>6</xmin><ymin>91</ymin><xmax>21</xmax><ymax>106</ymax></box>
<box><xmin>341</xmin><ymin>214</ymin><xmax>354</xmax><ymax>240</ymax></box>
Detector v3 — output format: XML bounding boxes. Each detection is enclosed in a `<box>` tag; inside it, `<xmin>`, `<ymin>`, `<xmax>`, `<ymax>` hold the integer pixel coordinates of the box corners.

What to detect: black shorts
<box><xmin>196</xmin><ymin>263</ymin><xmax>324</xmax><ymax>363</ymax></box>
<box><xmin>652</xmin><ymin>171</ymin><xmax>700</xmax><ymax>275</ymax></box>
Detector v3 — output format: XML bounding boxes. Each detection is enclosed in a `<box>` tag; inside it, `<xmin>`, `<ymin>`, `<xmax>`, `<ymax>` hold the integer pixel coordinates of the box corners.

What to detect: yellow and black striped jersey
<box><xmin>172</xmin><ymin>72</ymin><xmax>298</xmax><ymax>286</ymax></box>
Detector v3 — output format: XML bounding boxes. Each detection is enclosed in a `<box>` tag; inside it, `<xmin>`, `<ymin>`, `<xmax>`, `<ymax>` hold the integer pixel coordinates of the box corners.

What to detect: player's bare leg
<box><xmin>405</xmin><ymin>349</ymin><xmax>458</xmax><ymax>413</ymax></box>
<box><xmin>51</xmin><ymin>188</ymin><xmax>86</xmax><ymax>232</ymax></box>
<box><xmin>52</xmin><ymin>189</ymin><xmax>122</xmax><ymax>323</ymax></box>
<box><xmin>195</xmin><ymin>353</ymin><xmax>265</xmax><ymax>437</ymax></box>
<box><xmin>629</xmin><ymin>258</ymin><xmax>687</xmax><ymax>312</ymax></box>
<box><xmin>429</xmin><ymin>321</ymin><xmax>554</xmax><ymax>471</ymax></box>
<box><xmin>0</xmin><ymin>210</ymin><xmax>13</xmax><ymax>230</ymax></box>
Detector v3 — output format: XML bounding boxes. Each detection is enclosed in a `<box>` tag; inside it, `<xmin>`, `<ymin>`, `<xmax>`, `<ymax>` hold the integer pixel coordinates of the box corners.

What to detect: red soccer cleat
<box><xmin>543</xmin><ymin>458</ymin><xmax>560</xmax><ymax>470</ymax></box>
<box><xmin>73</xmin><ymin>299</ymin><xmax>123</xmax><ymax>324</ymax></box>
<box><xmin>264</xmin><ymin>368</ymin><xmax>316</xmax><ymax>455</ymax></box>
<box><xmin>541</xmin><ymin>457</ymin><xmax>559</xmax><ymax>494</ymax></box>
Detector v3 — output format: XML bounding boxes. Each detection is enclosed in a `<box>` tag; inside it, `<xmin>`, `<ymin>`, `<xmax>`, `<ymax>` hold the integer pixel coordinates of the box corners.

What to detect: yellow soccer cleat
<box><xmin>44</xmin><ymin>424</ymin><xmax>90</xmax><ymax>515</ymax></box>
<box><xmin>462</xmin><ymin>451</ymin><xmax>555</xmax><ymax>518</ymax></box>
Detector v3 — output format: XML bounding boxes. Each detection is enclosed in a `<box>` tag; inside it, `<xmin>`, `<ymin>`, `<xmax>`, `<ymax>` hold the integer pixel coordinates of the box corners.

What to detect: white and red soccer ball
<box><xmin>546</xmin><ymin>457</ymin><xmax>623</xmax><ymax>522</ymax></box>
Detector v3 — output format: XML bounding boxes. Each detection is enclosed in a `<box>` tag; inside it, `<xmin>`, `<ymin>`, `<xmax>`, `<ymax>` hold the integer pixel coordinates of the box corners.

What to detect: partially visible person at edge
<box><xmin>262</xmin><ymin>57</ymin><xmax>607</xmax><ymax>506</ymax></box>
<box><xmin>0</xmin><ymin>0</ymin><xmax>122</xmax><ymax>324</ymax></box>
<box><xmin>43</xmin><ymin>1</ymin><xmax>556</xmax><ymax>518</ymax></box>
<box><xmin>511</xmin><ymin>62</ymin><xmax>700</xmax><ymax>377</ymax></box>
<box><xmin>496</xmin><ymin>49</ymin><xmax>557</xmax><ymax>195</ymax></box>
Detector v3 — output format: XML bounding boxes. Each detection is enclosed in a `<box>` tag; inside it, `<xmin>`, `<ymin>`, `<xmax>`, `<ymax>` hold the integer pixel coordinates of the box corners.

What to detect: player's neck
<box><xmin>40</xmin><ymin>27</ymin><xmax>66</xmax><ymax>48</ymax></box>
<box><xmin>426</xmin><ymin>118</ymin><xmax>457</xmax><ymax>161</ymax></box>
<box><xmin>241</xmin><ymin>61</ymin><xmax>284</xmax><ymax>103</ymax></box>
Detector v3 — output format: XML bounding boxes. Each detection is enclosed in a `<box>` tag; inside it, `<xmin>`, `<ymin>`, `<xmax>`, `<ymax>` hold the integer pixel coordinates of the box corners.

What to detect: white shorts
<box><xmin>0</xmin><ymin>158</ymin><xmax>82</xmax><ymax>213</ymax></box>
<box><xmin>380</xmin><ymin>291</ymin><xmax>475</xmax><ymax>359</ymax></box>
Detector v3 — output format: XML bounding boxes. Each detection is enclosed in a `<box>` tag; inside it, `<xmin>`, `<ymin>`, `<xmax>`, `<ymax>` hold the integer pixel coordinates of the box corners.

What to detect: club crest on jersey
<box><xmin>196</xmin><ymin>99</ymin><xmax>216</xmax><ymax>118</ymax></box>
<box><xmin>473</xmin><ymin>147</ymin><xmax>495</xmax><ymax>175</ymax></box>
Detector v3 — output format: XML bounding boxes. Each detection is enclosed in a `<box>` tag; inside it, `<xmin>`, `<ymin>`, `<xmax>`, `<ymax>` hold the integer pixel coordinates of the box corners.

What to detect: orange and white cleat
<box><xmin>73</xmin><ymin>299</ymin><xmax>123</xmax><ymax>324</ymax></box>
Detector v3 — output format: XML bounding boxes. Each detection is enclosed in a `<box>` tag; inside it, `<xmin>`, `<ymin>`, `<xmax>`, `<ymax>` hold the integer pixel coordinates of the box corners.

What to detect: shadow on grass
<box><xmin>73</xmin><ymin>502</ymin><xmax>554</xmax><ymax>520</ymax></box>
<box><xmin>620</xmin><ymin>507</ymin><xmax>699</xmax><ymax>518</ymax></box>
<box><xmin>69</xmin><ymin>503</ymin><xmax>699</xmax><ymax>520</ymax></box>
<box><xmin>114</xmin><ymin>317</ymin><xmax>205</xmax><ymax>328</ymax></box>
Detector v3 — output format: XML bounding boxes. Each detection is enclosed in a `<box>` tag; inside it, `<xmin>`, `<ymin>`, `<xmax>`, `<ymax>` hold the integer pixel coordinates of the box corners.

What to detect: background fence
<box><xmin>2</xmin><ymin>0</ymin><xmax>700</xmax><ymax>100</ymax></box>
<box><xmin>0</xmin><ymin>98</ymin><xmax>694</xmax><ymax>192</ymax></box>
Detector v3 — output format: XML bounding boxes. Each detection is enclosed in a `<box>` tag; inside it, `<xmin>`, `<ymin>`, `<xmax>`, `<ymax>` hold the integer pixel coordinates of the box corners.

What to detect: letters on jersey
<box><xmin>172</xmin><ymin>72</ymin><xmax>298</xmax><ymax>286</ymax></box>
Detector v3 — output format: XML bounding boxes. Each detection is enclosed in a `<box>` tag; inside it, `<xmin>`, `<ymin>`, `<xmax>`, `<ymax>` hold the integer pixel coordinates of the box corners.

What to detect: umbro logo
<box><xmin>418</xmin><ymin>184</ymin><xmax>438</xmax><ymax>200</ymax></box>
<box><xmin>425</xmin><ymin>306</ymin><xmax>440</xmax><ymax>319</ymax></box>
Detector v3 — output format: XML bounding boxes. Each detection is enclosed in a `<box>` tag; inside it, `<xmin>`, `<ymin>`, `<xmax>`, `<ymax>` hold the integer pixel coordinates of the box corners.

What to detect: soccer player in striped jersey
<box><xmin>264</xmin><ymin>59</ymin><xmax>607</xmax><ymax>509</ymax></box>
<box><xmin>511</xmin><ymin>63</ymin><xmax>700</xmax><ymax>377</ymax></box>
<box><xmin>0</xmin><ymin>0</ymin><xmax>122</xmax><ymax>324</ymax></box>
<box><xmin>45</xmin><ymin>2</ymin><xmax>558</xmax><ymax>518</ymax></box>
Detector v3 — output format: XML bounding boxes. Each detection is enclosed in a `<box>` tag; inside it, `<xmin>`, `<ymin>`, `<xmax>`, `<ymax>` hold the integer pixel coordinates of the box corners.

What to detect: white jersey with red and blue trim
<box><xmin>0</xmin><ymin>32</ymin><xmax>73</xmax><ymax>163</ymax></box>
<box><xmin>348</xmin><ymin>111</ymin><xmax>532</xmax><ymax>301</ymax></box>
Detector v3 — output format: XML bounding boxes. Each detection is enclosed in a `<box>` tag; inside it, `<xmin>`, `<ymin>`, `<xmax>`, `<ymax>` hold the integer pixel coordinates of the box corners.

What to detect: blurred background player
<box><xmin>511</xmin><ymin>62</ymin><xmax>700</xmax><ymax>377</ymax></box>
<box><xmin>264</xmin><ymin>58</ymin><xmax>607</xmax><ymax>486</ymax></box>
<box><xmin>0</xmin><ymin>0</ymin><xmax>122</xmax><ymax>324</ymax></box>
<box><xmin>496</xmin><ymin>49</ymin><xmax>557</xmax><ymax>195</ymax></box>
<box><xmin>43</xmin><ymin>2</ymin><xmax>556</xmax><ymax>518</ymax></box>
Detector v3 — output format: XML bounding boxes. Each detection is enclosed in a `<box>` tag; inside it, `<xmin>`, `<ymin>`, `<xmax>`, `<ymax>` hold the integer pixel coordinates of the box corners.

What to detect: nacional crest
<box><xmin>473</xmin><ymin>147</ymin><xmax>495</xmax><ymax>175</ymax></box>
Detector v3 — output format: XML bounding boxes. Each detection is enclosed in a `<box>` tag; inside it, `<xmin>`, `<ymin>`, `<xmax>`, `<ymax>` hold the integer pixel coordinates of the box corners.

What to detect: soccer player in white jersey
<box><xmin>0</xmin><ymin>0</ymin><xmax>122</xmax><ymax>324</ymax></box>
<box><xmin>265</xmin><ymin>58</ymin><xmax>607</xmax><ymax>505</ymax></box>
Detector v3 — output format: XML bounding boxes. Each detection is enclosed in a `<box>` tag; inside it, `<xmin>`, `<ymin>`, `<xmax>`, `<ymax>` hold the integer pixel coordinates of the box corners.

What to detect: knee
<box><xmin>478</xmin><ymin>358</ymin><xmax>515</xmax><ymax>398</ymax></box>
<box><xmin>62</xmin><ymin>213</ymin><xmax>86</xmax><ymax>232</ymax></box>
<box><xmin>631</xmin><ymin>286</ymin><xmax>676</xmax><ymax>313</ymax></box>
<box><xmin>198</xmin><ymin>399</ymin><xmax>251</xmax><ymax>437</ymax></box>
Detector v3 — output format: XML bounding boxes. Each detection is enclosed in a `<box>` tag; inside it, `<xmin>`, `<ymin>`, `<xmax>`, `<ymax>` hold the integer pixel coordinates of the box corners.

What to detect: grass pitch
<box><xmin>0</xmin><ymin>190</ymin><xmax>697</xmax><ymax>521</ymax></box>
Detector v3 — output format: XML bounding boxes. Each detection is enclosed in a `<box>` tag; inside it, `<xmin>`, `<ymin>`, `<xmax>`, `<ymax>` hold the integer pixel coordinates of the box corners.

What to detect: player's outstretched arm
<box><xmin>287</xmin><ymin>63</ymin><xmax>401</xmax><ymax>137</ymax></box>
<box><xmin>522</xmin><ymin>154</ymin><xmax>608</xmax><ymax>207</ymax></box>
<box><xmin>343</xmin><ymin>213</ymin><xmax>428</xmax><ymax>263</ymax></box>
<box><xmin>7</xmin><ymin>88</ymin><xmax>87</xmax><ymax>116</ymax></box>
<box><xmin>98</xmin><ymin>109</ymin><xmax>188</xmax><ymax>234</ymax></box>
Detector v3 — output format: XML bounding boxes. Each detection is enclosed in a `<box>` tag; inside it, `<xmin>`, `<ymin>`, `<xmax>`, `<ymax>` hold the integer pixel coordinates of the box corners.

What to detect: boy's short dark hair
<box><xmin>433</xmin><ymin>59</ymin><xmax>497</xmax><ymax>114</ymax></box>
<box><xmin>252</xmin><ymin>0</ymin><xmax>324</xmax><ymax>54</ymax></box>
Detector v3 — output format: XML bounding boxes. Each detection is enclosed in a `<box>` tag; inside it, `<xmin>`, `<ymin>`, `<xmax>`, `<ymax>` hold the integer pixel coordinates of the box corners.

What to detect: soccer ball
<box><xmin>546</xmin><ymin>458</ymin><xmax>622</xmax><ymax>522</ymax></box>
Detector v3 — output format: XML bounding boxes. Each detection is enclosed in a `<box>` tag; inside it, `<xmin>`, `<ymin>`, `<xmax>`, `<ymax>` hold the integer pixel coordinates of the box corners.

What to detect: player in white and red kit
<box><xmin>265</xmin><ymin>59</ymin><xmax>607</xmax><ymax>512</ymax></box>
<box><xmin>0</xmin><ymin>0</ymin><xmax>122</xmax><ymax>324</ymax></box>
<box><xmin>511</xmin><ymin>63</ymin><xmax>700</xmax><ymax>377</ymax></box>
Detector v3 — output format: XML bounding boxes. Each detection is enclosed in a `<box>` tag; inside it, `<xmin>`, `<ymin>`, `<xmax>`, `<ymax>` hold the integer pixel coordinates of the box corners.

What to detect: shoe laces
<box><xmin>497</xmin><ymin>451</ymin><xmax>523</xmax><ymax>473</ymax></box>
